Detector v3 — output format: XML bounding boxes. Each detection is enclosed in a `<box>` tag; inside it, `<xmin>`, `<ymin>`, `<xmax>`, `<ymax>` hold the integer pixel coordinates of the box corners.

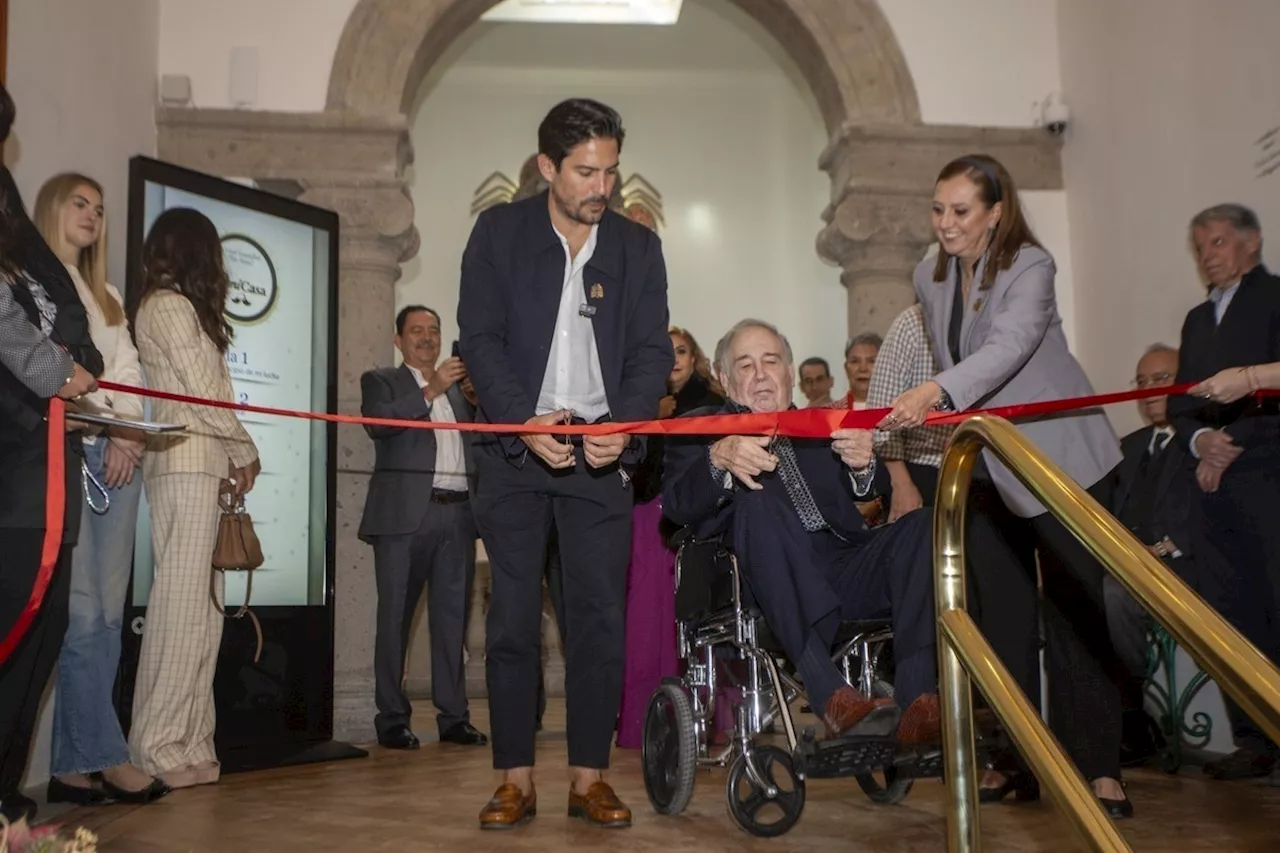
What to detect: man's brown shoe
<box><xmin>567</xmin><ymin>781</ymin><xmax>632</xmax><ymax>828</ymax></box>
<box><xmin>823</xmin><ymin>685</ymin><xmax>896</xmax><ymax>738</ymax></box>
<box><xmin>479</xmin><ymin>783</ymin><xmax>536</xmax><ymax>830</ymax></box>
<box><xmin>898</xmin><ymin>694</ymin><xmax>942</xmax><ymax>747</ymax></box>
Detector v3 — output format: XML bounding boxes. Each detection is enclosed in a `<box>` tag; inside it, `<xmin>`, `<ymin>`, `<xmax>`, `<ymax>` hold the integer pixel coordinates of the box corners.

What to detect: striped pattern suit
<box><xmin>129</xmin><ymin>290</ymin><xmax>259</xmax><ymax>778</ymax></box>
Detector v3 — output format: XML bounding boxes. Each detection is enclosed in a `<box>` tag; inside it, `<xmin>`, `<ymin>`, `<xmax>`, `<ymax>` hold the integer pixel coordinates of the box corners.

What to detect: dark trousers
<box><xmin>474</xmin><ymin>450</ymin><xmax>632</xmax><ymax>770</ymax></box>
<box><xmin>731</xmin><ymin>482</ymin><xmax>936</xmax><ymax>714</ymax></box>
<box><xmin>1201</xmin><ymin>459</ymin><xmax>1280</xmax><ymax>755</ymax></box>
<box><xmin>0</xmin><ymin>531</ymin><xmax>71</xmax><ymax>796</ymax></box>
<box><xmin>903</xmin><ymin>461</ymin><xmax>1041</xmax><ymax>709</ymax></box>
<box><xmin>1022</xmin><ymin>474</ymin><xmax>1125</xmax><ymax>781</ymax></box>
<box><xmin>536</xmin><ymin>534</ymin><xmax>567</xmax><ymax>726</ymax></box>
<box><xmin>372</xmin><ymin>501</ymin><xmax>477</xmax><ymax>737</ymax></box>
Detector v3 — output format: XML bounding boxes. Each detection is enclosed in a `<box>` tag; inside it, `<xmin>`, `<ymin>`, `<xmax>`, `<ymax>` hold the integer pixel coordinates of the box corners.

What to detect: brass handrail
<box><xmin>935</xmin><ymin>415</ymin><xmax>1280</xmax><ymax>852</ymax></box>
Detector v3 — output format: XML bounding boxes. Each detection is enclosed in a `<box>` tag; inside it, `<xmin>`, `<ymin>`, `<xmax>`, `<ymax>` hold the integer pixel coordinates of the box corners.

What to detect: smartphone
<box><xmin>451</xmin><ymin>340</ymin><xmax>461</xmax><ymax>359</ymax></box>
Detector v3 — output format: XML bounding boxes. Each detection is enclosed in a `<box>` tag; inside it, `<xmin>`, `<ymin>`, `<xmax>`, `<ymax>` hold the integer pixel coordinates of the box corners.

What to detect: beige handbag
<box><xmin>211</xmin><ymin>489</ymin><xmax>264</xmax><ymax>661</ymax></box>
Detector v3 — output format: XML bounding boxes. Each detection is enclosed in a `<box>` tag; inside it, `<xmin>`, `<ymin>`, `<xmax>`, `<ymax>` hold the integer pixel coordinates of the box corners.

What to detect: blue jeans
<box><xmin>51</xmin><ymin>439</ymin><xmax>142</xmax><ymax>776</ymax></box>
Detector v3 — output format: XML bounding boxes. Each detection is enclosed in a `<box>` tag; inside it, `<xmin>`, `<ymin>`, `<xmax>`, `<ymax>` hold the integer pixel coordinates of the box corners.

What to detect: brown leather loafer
<box><xmin>823</xmin><ymin>685</ymin><xmax>896</xmax><ymax>738</ymax></box>
<box><xmin>897</xmin><ymin>693</ymin><xmax>942</xmax><ymax>747</ymax></box>
<box><xmin>479</xmin><ymin>782</ymin><xmax>536</xmax><ymax>830</ymax></box>
<box><xmin>567</xmin><ymin>781</ymin><xmax>632</xmax><ymax>828</ymax></box>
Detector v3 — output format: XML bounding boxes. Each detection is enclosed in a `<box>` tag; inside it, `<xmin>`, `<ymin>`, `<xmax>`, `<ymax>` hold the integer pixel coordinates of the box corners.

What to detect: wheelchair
<box><xmin>641</xmin><ymin>531</ymin><xmax>946</xmax><ymax>837</ymax></box>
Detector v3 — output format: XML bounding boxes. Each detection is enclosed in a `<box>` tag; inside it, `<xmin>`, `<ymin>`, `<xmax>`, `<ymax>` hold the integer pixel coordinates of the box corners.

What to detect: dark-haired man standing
<box><xmin>359</xmin><ymin>305</ymin><xmax>487</xmax><ymax>752</ymax></box>
<box><xmin>459</xmin><ymin>98</ymin><xmax>672</xmax><ymax>830</ymax></box>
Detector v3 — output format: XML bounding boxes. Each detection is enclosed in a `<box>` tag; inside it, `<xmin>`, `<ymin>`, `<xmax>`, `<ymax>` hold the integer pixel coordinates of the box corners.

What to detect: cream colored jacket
<box><xmin>134</xmin><ymin>290</ymin><xmax>258</xmax><ymax>479</ymax></box>
<box><xmin>68</xmin><ymin>266</ymin><xmax>143</xmax><ymax>440</ymax></box>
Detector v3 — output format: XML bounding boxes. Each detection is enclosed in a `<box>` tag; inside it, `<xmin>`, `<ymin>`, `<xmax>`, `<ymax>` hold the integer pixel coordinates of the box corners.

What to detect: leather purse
<box><xmin>211</xmin><ymin>489</ymin><xmax>264</xmax><ymax>661</ymax></box>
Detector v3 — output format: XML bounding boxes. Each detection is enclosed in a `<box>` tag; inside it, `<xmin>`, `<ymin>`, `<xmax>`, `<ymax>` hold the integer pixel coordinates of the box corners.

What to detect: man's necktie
<box><xmin>772</xmin><ymin>436</ymin><xmax>829</xmax><ymax>533</ymax></box>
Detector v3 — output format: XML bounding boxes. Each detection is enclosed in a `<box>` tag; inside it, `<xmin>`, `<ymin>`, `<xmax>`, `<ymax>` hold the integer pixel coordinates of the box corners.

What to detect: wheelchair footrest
<box><xmin>892</xmin><ymin>747</ymin><xmax>944</xmax><ymax>779</ymax></box>
<box><xmin>795</xmin><ymin>734</ymin><xmax>899</xmax><ymax>779</ymax></box>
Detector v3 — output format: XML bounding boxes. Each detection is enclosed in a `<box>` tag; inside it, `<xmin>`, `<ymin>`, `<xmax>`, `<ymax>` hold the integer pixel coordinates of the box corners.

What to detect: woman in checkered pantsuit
<box><xmin>127</xmin><ymin>209</ymin><xmax>261</xmax><ymax>789</ymax></box>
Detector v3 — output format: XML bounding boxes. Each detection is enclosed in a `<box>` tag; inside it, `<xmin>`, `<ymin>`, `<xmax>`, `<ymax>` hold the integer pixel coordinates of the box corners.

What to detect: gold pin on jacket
<box><xmin>590</xmin><ymin>283</ymin><xmax>604</xmax><ymax>300</ymax></box>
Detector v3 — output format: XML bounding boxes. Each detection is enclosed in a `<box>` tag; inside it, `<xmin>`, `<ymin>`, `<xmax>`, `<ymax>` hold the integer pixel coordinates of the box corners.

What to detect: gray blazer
<box><xmin>915</xmin><ymin>245</ymin><xmax>1121</xmax><ymax>517</ymax></box>
<box><xmin>358</xmin><ymin>364</ymin><xmax>476</xmax><ymax>542</ymax></box>
<box><xmin>1</xmin><ymin>281</ymin><xmax>73</xmax><ymax>398</ymax></box>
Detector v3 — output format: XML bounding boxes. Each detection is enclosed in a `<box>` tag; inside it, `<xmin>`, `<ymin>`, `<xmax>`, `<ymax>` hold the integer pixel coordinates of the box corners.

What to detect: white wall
<box><xmin>5</xmin><ymin>0</ymin><xmax>160</xmax><ymax>792</ymax></box>
<box><xmin>6</xmin><ymin>0</ymin><xmax>160</xmax><ymax>292</ymax></box>
<box><xmin>403</xmin><ymin>1</ymin><xmax>845</xmax><ymax>394</ymax></box>
<box><xmin>1060</xmin><ymin>0</ymin><xmax>1280</xmax><ymax>437</ymax></box>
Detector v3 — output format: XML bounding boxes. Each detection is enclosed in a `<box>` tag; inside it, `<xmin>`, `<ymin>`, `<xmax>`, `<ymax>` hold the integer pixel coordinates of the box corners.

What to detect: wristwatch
<box><xmin>935</xmin><ymin>387</ymin><xmax>955</xmax><ymax>412</ymax></box>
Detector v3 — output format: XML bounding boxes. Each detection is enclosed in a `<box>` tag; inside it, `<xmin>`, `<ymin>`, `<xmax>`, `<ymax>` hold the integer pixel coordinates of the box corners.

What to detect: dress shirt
<box><xmin>1148</xmin><ymin>424</ymin><xmax>1174</xmax><ymax>456</ymax></box>
<box><xmin>407</xmin><ymin>364</ymin><xmax>468</xmax><ymax>493</ymax></box>
<box><xmin>1209</xmin><ymin>280</ymin><xmax>1241</xmax><ymax>324</ymax></box>
<box><xmin>535</xmin><ymin>225</ymin><xmax>609</xmax><ymax>422</ymax></box>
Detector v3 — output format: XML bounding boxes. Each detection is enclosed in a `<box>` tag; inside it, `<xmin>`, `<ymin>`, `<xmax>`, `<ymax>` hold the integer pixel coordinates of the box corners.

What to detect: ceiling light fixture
<box><xmin>480</xmin><ymin>0</ymin><xmax>683</xmax><ymax>26</ymax></box>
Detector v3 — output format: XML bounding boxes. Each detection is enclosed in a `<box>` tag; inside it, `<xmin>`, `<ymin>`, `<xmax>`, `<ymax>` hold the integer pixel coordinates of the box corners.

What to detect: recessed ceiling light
<box><xmin>480</xmin><ymin>0</ymin><xmax>683</xmax><ymax>26</ymax></box>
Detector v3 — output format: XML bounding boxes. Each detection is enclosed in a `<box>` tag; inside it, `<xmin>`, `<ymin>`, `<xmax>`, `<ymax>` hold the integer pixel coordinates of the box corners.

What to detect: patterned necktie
<box><xmin>772</xmin><ymin>436</ymin><xmax>829</xmax><ymax>533</ymax></box>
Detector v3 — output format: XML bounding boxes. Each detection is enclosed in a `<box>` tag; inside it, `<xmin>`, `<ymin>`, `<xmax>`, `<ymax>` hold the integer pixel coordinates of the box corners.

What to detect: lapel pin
<box><xmin>590</xmin><ymin>283</ymin><xmax>604</xmax><ymax>300</ymax></box>
<box><xmin>973</xmin><ymin>298</ymin><xmax>985</xmax><ymax>312</ymax></box>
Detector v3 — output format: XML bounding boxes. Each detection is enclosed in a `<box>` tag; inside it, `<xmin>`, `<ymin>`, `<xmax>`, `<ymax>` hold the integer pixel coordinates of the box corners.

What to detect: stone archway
<box><xmin>155</xmin><ymin>0</ymin><xmax>1063</xmax><ymax>742</ymax></box>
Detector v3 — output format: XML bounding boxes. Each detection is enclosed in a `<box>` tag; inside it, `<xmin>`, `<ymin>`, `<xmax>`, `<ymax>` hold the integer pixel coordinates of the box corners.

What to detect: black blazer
<box><xmin>457</xmin><ymin>191</ymin><xmax>674</xmax><ymax>462</ymax></box>
<box><xmin>1168</xmin><ymin>264</ymin><xmax>1280</xmax><ymax>462</ymax></box>
<box><xmin>0</xmin><ymin>168</ymin><xmax>103</xmax><ymax>538</ymax></box>
<box><xmin>662</xmin><ymin>403</ymin><xmax>888</xmax><ymax>543</ymax></box>
<box><xmin>633</xmin><ymin>373</ymin><xmax>724</xmax><ymax>504</ymax></box>
<box><xmin>357</xmin><ymin>365</ymin><xmax>475</xmax><ymax>542</ymax></box>
<box><xmin>1110</xmin><ymin>425</ymin><xmax>1223</xmax><ymax>600</ymax></box>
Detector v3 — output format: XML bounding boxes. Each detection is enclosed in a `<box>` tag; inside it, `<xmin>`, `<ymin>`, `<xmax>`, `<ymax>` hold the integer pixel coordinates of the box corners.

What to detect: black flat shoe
<box><xmin>1098</xmin><ymin>795</ymin><xmax>1134</xmax><ymax>819</ymax></box>
<box><xmin>978</xmin><ymin>772</ymin><xmax>1040</xmax><ymax>803</ymax></box>
<box><xmin>440</xmin><ymin>722</ymin><xmax>489</xmax><ymax>746</ymax></box>
<box><xmin>47</xmin><ymin>776</ymin><xmax>112</xmax><ymax>806</ymax></box>
<box><xmin>98</xmin><ymin>775</ymin><xmax>172</xmax><ymax>804</ymax></box>
<box><xmin>0</xmin><ymin>792</ymin><xmax>38</xmax><ymax>823</ymax></box>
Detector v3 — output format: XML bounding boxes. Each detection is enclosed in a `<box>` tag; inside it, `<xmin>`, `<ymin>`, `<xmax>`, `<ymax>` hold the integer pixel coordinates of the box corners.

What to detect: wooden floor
<box><xmin>52</xmin><ymin>701</ymin><xmax>1280</xmax><ymax>852</ymax></box>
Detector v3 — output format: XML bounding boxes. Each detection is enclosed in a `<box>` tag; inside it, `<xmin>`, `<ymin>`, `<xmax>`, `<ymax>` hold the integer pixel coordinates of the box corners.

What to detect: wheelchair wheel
<box><xmin>726</xmin><ymin>745</ymin><xmax>806</xmax><ymax>837</ymax></box>
<box><xmin>855</xmin><ymin>765</ymin><xmax>914</xmax><ymax>805</ymax></box>
<box><xmin>643</xmin><ymin>683</ymin><xmax>697</xmax><ymax>815</ymax></box>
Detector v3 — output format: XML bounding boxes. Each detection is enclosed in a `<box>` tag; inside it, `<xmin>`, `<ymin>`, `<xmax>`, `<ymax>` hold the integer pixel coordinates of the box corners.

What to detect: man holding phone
<box><xmin>358</xmin><ymin>305</ymin><xmax>487</xmax><ymax>751</ymax></box>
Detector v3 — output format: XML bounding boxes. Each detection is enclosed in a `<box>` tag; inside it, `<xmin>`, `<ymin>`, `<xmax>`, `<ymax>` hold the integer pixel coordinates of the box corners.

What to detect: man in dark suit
<box><xmin>459</xmin><ymin>99</ymin><xmax>672</xmax><ymax>830</ymax></box>
<box><xmin>1105</xmin><ymin>344</ymin><xmax>1224</xmax><ymax>765</ymax></box>
<box><xmin>1168</xmin><ymin>204</ymin><xmax>1280</xmax><ymax>781</ymax></box>
<box><xmin>359</xmin><ymin>305</ymin><xmax>487</xmax><ymax>751</ymax></box>
<box><xmin>662</xmin><ymin>319</ymin><xmax>941</xmax><ymax>747</ymax></box>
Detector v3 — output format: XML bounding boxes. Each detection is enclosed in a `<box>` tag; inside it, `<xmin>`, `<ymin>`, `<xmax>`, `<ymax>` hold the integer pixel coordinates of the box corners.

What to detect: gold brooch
<box><xmin>590</xmin><ymin>283</ymin><xmax>604</xmax><ymax>300</ymax></box>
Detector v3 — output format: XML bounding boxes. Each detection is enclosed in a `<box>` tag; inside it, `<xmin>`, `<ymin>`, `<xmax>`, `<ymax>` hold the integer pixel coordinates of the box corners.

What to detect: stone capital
<box><xmin>820</xmin><ymin>123</ymin><xmax>1064</xmax><ymax>202</ymax></box>
<box><xmin>816</xmin><ymin>189</ymin><xmax>932</xmax><ymax>278</ymax></box>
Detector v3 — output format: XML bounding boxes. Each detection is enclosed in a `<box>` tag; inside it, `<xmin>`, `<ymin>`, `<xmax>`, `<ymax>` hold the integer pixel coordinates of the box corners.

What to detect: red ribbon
<box><xmin>0</xmin><ymin>398</ymin><xmax>65</xmax><ymax>667</ymax></box>
<box><xmin>3</xmin><ymin>377</ymin><xmax>1269</xmax><ymax>668</ymax></box>
<box><xmin>98</xmin><ymin>379</ymin><xmax>1261</xmax><ymax>438</ymax></box>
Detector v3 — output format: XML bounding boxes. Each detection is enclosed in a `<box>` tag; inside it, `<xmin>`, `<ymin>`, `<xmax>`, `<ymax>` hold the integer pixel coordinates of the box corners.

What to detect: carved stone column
<box><xmin>817</xmin><ymin>123</ymin><xmax>1064</xmax><ymax>337</ymax></box>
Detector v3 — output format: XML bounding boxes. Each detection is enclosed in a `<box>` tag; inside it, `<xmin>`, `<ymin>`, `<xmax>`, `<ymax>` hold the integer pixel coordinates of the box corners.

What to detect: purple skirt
<box><xmin>615</xmin><ymin>497</ymin><xmax>738</xmax><ymax>748</ymax></box>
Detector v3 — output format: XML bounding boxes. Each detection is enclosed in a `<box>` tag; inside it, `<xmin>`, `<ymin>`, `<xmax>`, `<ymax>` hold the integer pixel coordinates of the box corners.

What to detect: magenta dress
<box><xmin>615</xmin><ymin>496</ymin><xmax>679</xmax><ymax>748</ymax></box>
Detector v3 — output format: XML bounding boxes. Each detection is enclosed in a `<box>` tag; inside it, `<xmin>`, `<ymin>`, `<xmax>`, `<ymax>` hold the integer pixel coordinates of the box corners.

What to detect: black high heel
<box><xmin>978</xmin><ymin>770</ymin><xmax>1041</xmax><ymax>803</ymax></box>
<box><xmin>1091</xmin><ymin>779</ymin><xmax>1133</xmax><ymax>819</ymax></box>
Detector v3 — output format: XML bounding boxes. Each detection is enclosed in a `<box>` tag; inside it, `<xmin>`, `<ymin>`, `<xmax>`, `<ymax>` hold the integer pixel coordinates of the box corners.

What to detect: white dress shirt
<box><xmin>407</xmin><ymin>365</ymin><xmax>468</xmax><ymax>493</ymax></box>
<box><xmin>535</xmin><ymin>224</ymin><xmax>609</xmax><ymax>422</ymax></box>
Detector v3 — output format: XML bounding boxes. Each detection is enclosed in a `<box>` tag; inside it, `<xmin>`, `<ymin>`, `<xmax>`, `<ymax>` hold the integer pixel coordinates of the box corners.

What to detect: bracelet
<box><xmin>1246</xmin><ymin>365</ymin><xmax>1260</xmax><ymax>393</ymax></box>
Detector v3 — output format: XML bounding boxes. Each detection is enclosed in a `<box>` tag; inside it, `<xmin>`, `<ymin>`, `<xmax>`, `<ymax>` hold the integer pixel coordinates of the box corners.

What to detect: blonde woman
<box><xmin>34</xmin><ymin>174</ymin><xmax>169</xmax><ymax>805</ymax></box>
<box><xmin>127</xmin><ymin>208</ymin><xmax>260</xmax><ymax>789</ymax></box>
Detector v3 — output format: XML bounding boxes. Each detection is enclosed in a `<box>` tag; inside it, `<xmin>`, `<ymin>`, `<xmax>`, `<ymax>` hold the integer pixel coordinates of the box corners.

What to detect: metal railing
<box><xmin>934</xmin><ymin>415</ymin><xmax>1280</xmax><ymax>852</ymax></box>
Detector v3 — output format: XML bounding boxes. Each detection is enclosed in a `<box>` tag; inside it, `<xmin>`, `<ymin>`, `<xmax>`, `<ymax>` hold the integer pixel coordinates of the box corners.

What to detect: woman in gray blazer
<box><xmin>881</xmin><ymin>154</ymin><xmax>1130</xmax><ymax>818</ymax></box>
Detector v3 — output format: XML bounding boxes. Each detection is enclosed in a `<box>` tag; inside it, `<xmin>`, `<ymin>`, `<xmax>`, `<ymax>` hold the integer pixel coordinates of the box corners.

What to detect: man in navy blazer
<box><xmin>1168</xmin><ymin>204</ymin><xmax>1280</xmax><ymax>781</ymax></box>
<box><xmin>458</xmin><ymin>98</ymin><xmax>672</xmax><ymax>830</ymax></box>
<box><xmin>359</xmin><ymin>306</ymin><xmax>487</xmax><ymax>752</ymax></box>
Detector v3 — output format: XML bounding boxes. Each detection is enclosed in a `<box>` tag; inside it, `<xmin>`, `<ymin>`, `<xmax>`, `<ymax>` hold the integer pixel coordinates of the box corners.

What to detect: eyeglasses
<box><xmin>1132</xmin><ymin>373</ymin><xmax>1175</xmax><ymax>389</ymax></box>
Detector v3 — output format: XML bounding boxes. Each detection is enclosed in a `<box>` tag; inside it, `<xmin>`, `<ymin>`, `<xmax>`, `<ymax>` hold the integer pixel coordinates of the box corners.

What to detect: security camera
<box><xmin>1041</xmin><ymin>94</ymin><xmax>1070</xmax><ymax>136</ymax></box>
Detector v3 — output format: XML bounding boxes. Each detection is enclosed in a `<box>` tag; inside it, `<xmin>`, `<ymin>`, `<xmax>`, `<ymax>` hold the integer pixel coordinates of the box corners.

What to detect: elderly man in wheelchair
<box><xmin>642</xmin><ymin>318</ymin><xmax>942</xmax><ymax>836</ymax></box>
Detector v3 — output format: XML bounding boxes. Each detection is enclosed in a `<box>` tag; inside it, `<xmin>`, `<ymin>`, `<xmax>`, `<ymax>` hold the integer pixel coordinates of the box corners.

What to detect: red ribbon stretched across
<box><xmin>3</xmin><ymin>377</ymin><xmax>1270</xmax><ymax>669</ymax></box>
<box><xmin>0</xmin><ymin>397</ymin><xmax>65</xmax><ymax>667</ymax></box>
<box><xmin>98</xmin><ymin>379</ymin><xmax>1252</xmax><ymax>438</ymax></box>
